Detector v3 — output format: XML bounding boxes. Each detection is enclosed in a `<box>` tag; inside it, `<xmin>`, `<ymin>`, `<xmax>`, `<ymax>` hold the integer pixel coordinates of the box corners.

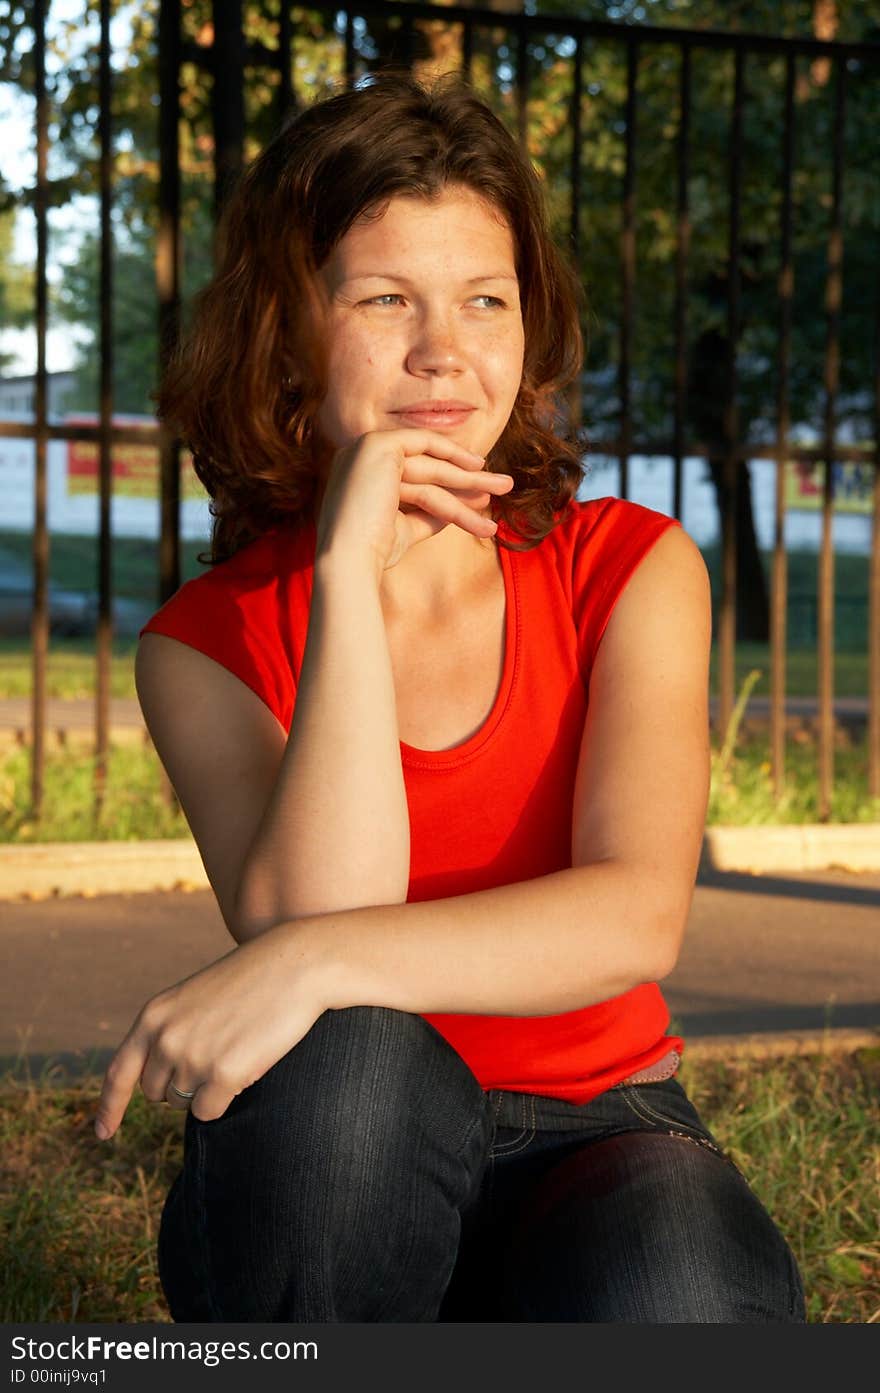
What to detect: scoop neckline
<box><xmin>400</xmin><ymin>531</ymin><xmax>518</xmax><ymax>770</ymax></box>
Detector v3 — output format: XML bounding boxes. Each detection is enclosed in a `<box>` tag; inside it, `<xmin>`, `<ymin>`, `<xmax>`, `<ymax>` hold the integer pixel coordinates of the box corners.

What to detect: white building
<box><xmin>0</xmin><ymin>369</ymin><xmax>77</xmax><ymax>418</ymax></box>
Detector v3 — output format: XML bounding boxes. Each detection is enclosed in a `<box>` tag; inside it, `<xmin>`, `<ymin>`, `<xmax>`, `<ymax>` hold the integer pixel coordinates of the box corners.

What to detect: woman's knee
<box><xmin>500</xmin><ymin>1131</ymin><xmax>805</xmax><ymax>1323</ymax></box>
<box><xmin>161</xmin><ymin>1006</ymin><xmax>492</xmax><ymax>1320</ymax></box>
<box><xmin>240</xmin><ymin>1006</ymin><xmax>487</xmax><ymax>1164</ymax></box>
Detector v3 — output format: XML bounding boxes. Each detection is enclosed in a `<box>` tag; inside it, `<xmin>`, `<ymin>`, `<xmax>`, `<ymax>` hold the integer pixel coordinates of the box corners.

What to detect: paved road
<box><xmin>1</xmin><ymin>865</ymin><xmax>878</xmax><ymax>1077</ymax></box>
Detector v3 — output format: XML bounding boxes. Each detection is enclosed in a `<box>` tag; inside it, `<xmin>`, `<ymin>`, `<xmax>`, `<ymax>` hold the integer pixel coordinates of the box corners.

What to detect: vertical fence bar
<box><xmin>94</xmin><ymin>0</ymin><xmax>114</xmax><ymax>819</ymax></box>
<box><xmin>672</xmin><ymin>41</ymin><xmax>691</xmax><ymax>525</ymax></box>
<box><xmin>718</xmin><ymin>46</ymin><xmax>744</xmax><ymax>741</ymax></box>
<box><xmin>399</xmin><ymin>11</ymin><xmax>414</xmax><ymax>69</ymax></box>
<box><xmin>461</xmin><ymin>19</ymin><xmax>473</xmax><ymax>82</ymax></box>
<box><xmin>212</xmin><ymin>0</ymin><xmax>245</xmax><ymax>218</ymax></box>
<box><xmin>344</xmin><ymin>11</ymin><xmax>355</xmax><ymax>90</ymax></box>
<box><xmin>30</xmin><ymin>0</ymin><xmax>49</xmax><ymax>819</ymax></box>
<box><xmin>569</xmin><ymin>36</ymin><xmax>583</xmax><ymax>261</ymax></box>
<box><xmin>818</xmin><ymin>57</ymin><xmax>847</xmax><ymax>821</ymax></box>
<box><xmin>157</xmin><ymin>0</ymin><xmax>182</xmax><ymax>809</ymax></box>
<box><xmin>771</xmin><ymin>51</ymin><xmax>795</xmax><ymax>805</ymax></box>
<box><xmin>515</xmin><ymin>22</ymin><xmax>528</xmax><ymax>150</ymax></box>
<box><xmin>870</xmin><ymin>222</ymin><xmax>880</xmax><ymax>799</ymax></box>
<box><xmin>619</xmin><ymin>39</ymin><xmax>638</xmax><ymax>502</ymax></box>
<box><xmin>158</xmin><ymin>0</ymin><xmax>181</xmax><ymax>609</ymax></box>
<box><xmin>279</xmin><ymin>0</ymin><xmax>294</xmax><ymax>123</ymax></box>
<box><xmin>869</xmin><ymin>318</ymin><xmax>879</xmax><ymax>795</ymax></box>
<box><xmin>568</xmin><ymin>34</ymin><xmax>583</xmax><ymax>434</ymax></box>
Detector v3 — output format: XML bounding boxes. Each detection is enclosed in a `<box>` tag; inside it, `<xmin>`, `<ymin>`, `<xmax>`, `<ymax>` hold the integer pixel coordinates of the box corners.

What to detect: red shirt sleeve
<box><xmin>569</xmin><ymin>497</ymin><xmax>682</xmax><ymax>687</ymax></box>
<box><xmin>138</xmin><ymin>533</ymin><xmax>298</xmax><ymax>731</ymax></box>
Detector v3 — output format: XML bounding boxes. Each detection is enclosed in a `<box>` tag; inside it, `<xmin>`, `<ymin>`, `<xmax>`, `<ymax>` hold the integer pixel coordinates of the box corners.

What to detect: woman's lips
<box><xmin>391</xmin><ymin>402</ymin><xmax>476</xmax><ymax>428</ymax></box>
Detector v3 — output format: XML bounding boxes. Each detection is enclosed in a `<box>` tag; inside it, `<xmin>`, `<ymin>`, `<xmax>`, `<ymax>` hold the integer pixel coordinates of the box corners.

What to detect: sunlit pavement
<box><xmin>0</xmin><ymin>867</ymin><xmax>877</xmax><ymax>1077</ymax></box>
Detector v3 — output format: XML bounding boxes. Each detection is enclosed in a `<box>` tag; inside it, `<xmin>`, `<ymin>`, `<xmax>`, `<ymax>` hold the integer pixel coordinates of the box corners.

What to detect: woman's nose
<box><xmin>405</xmin><ymin>315</ymin><xmax>464</xmax><ymax>375</ymax></box>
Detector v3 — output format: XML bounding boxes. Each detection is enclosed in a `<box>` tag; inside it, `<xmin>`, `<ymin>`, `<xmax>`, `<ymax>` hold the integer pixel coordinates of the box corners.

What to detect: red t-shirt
<box><xmin>141</xmin><ymin>496</ymin><xmax>685</xmax><ymax>1104</ymax></box>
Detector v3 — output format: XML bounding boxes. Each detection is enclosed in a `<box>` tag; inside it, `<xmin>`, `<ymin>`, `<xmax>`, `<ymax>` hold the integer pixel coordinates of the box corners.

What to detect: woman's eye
<box><xmin>364</xmin><ymin>294</ymin><xmax>405</xmax><ymax>307</ymax></box>
<box><xmin>469</xmin><ymin>295</ymin><xmax>505</xmax><ymax>309</ymax></box>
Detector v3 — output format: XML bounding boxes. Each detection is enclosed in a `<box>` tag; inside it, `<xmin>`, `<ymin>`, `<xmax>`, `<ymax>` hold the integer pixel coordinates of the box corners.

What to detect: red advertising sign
<box><xmin>65</xmin><ymin>418</ymin><xmax>206</xmax><ymax>502</ymax></box>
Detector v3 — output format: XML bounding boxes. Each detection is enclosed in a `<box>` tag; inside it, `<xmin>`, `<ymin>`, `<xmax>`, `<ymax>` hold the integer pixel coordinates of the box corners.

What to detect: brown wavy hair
<box><xmin>158</xmin><ymin>72</ymin><xmax>585</xmax><ymax>563</ymax></box>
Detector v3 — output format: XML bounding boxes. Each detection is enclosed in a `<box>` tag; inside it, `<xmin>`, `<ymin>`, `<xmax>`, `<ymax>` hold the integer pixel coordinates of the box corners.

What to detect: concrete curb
<box><xmin>0</xmin><ymin>839</ymin><xmax>209</xmax><ymax>899</ymax></box>
<box><xmin>699</xmin><ymin>823</ymin><xmax>880</xmax><ymax>875</ymax></box>
<box><xmin>1</xmin><ymin>823</ymin><xmax>880</xmax><ymax>899</ymax></box>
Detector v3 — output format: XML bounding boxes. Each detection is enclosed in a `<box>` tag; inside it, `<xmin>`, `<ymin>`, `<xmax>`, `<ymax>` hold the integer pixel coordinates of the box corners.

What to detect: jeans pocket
<box><xmin>617</xmin><ymin>1080</ymin><xmax>733</xmax><ymax>1163</ymax></box>
<box><xmin>489</xmin><ymin>1094</ymin><xmax>537</xmax><ymax>1158</ymax></box>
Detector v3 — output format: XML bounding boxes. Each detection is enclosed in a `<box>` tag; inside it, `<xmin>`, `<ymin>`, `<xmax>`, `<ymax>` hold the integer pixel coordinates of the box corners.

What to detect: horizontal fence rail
<box><xmin>4</xmin><ymin>1</ymin><xmax>880</xmax><ymax>829</ymax></box>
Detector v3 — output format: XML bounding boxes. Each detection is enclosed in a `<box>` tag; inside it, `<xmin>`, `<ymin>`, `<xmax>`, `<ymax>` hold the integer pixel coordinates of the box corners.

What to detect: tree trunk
<box><xmin>688</xmin><ymin>325</ymin><xmax>770</xmax><ymax>642</ymax></box>
<box><xmin>704</xmin><ymin>453</ymin><xmax>770</xmax><ymax>642</ymax></box>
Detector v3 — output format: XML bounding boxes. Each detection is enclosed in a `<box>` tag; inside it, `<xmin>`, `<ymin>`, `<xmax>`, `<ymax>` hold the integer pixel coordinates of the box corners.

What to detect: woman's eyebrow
<box><xmin>337</xmin><ymin>272</ymin><xmax>518</xmax><ymax>286</ymax></box>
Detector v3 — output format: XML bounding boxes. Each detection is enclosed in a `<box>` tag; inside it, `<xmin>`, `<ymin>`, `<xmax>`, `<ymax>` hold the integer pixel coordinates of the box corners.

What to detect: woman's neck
<box><xmin>379</xmin><ymin>525</ymin><xmax>499</xmax><ymax>623</ymax></box>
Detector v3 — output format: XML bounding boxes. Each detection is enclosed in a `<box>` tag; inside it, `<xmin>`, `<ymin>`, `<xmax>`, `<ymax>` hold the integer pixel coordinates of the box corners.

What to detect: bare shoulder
<box><xmin>598</xmin><ymin>523</ymin><xmax>712</xmax><ymax>677</ymax></box>
<box><xmin>617</xmin><ymin>521</ymin><xmax>712</xmax><ymax>611</ymax></box>
<box><xmin>135</xmin><ymin>633</ymin><xmax>288</xmax><ymax>938</ymax></box>
<box><xmin>135</xmin><ymin>629</ymin><xmax>281</xmax><ymax>717</ymax></box>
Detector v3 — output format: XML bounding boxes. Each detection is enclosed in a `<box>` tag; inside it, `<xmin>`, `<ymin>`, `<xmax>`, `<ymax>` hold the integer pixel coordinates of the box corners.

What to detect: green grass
<box><xmin>0</xmin><ymin>531</ymin><xmax>208</xmax><ymax>604</ymax></box>
<box><xmin>1</xmin><ymin>1065</ymin><xmax>183</xmax><ymax>1323</ymax></box>
<box><xmin>2</xmin><ymin>531</ymin><xmax>869</xmax><ymax>622</ymax></box>
<box><xmin>708</xmin><ymin>644</ymin><xmax>869</xmax><ymax>701</ymax></box>
<box><xmin>2</xmin><ymin>717</ymin><xmax>878</xmax><ymax>843</ymax></box>
<box><xmin>0</xmin><ymin>635</ymin><xmax>873</xmax><ymax>703</ymax></box>
<box><xmin>1</xmin><ymin>1048</ymin><xmax>876</xmax><ymax>1322</ymax></box>
<box><xmin>0</xmin><ymin>638</ymin><xmax>140</xmax><ymax>700</ymax></box>
<box><xmin>707</xmin><ymin>668</ymin><xmax>880</xmax><ymax>826</ymax></box>
<box><xmin>2</xmin><ymin>724</ymin><xmax>880</xmax><ymax>844</ymax></box>
<box><xmin>0</xmin><ymin>529</ymin><xmax>873</xmax><ymax>701</ymax></box>
<box><xmin>674</xmin><ymin>1047</ymin><xmax>880</xmax><ymax>1325</ymax></box>
<box><xmin>707</xmin><ymin>733</ymin><xmax>880</xmax><ymax>825</ymax></box>
<box><xmin>701</xmin><ymin>542</ymin><xmax>871</xmax><ymax>654</ymax></box>
<box><xmin>0</xmin><ymin>741</ymin><xmax>190</xmax><ymax>843</ymax></box>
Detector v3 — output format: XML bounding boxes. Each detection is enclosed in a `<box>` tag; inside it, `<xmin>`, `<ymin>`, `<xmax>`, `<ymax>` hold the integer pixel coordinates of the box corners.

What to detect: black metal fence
<box><xmin>4</xmin><ymin>0</ymin><xmax>880</xmax><ymax>824</ymax></box>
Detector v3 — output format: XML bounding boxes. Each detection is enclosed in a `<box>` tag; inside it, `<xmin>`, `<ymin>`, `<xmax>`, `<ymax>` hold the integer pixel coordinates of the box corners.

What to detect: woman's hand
<box><xmin>93</xmin><ymin>925</ymin><xmax>330</xmax><ymax>1138</ymax></box>
<box><xmin>315</xmin><ymin>428</ymin><xmax>514</xmax><ymax>576</ymax></box>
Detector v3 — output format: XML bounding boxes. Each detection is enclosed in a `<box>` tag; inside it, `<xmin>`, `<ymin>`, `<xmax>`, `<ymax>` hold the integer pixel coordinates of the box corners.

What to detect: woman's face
<box><xmin>316</xmin><ymin>185</ymin><xmax>525</xmax><ymax>461</ymax></box>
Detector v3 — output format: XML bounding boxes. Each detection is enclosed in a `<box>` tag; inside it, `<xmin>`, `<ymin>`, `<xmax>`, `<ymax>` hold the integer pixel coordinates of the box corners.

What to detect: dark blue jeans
<box><xmin>158</xmin><ymin>1006</ymin><xmax>806</xmax><ymax>1323</ymax></box>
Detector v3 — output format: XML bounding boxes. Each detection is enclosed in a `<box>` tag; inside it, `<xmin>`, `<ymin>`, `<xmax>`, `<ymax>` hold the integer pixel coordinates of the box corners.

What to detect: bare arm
<box><xmin>136</xmin><ymin>429</ymin><xmax>513</xmax><ymax>943</ymax></box>
<box><xmin>235</xmin><ymin>555</ymin><xmax>411</xmax><ymax>928</ymax></box>
<box><xmin>138</xmin><ymin>560</ymin><xmax>410</xmax><ymax>937</ymax></box>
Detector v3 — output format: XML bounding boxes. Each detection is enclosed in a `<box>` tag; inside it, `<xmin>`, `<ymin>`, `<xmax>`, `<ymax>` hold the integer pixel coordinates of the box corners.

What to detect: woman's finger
<box><xmin>94</xmin><ymin>1030</ymin><xmax>150</xmax><ymax>1139</ymax></box>
<box><xmin>400</xmin><ymin>483</ymin><xmax>492</xmax><ymax>512</ymax></box>
<box><xmin>400</xmin><ymin>456</ymin><xmax>513</xmax><ymax>495</ymax></box>
<box><xmin>139</xmin><ymin>1037</ymin><xmax>178</xmax><ymax>1103</ymax></box>
<box><xmin>396</xmin><ymin>430</ymin><xmax>487</xmax><ymax>469</ymax></box>
<box><xmin>165</xmin><ymin>1077</ymin><xmax>202</xmax><ymax>1111</ymax></box>
<box><xmin>190</xmin><ymin>1079</ymin><xmax>239</xmax><ymax>1123</ymax></box>
<box><xmin>399</xmin><ymin>483</ymin><xmax>498</xmax><ymax>536</ymax></box>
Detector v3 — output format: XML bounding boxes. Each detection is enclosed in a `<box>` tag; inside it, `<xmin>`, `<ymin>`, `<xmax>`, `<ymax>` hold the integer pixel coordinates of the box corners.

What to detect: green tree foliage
<box><xmin>2</xmin><ymin>1</ymin><xmax>879</xmax><ymax>637</ymax></box>
<box><xmin>522</xmin><ymin>0</ymin><xmax>880</xmax><ymax>447</ymax></box>
<box><xmin>6</xmin><ymin>0</ymin><xmax>878</xmax><ymax>442</ymax></box>
<box><xmin>0</xmin><ymin>207</ymin><xmax>32</xmax><ymax>370</ymax></box>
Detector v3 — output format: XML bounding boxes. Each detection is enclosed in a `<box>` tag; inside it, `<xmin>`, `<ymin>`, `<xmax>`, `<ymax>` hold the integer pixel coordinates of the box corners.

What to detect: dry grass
<box><xmin>1</xmin><ymin>1047</ymin><xmax>877</xmax><ymax>1323</ymax></box>
<box><xmin>678</xmin><ymin>1046</ymin><xmax>880</xmax><ymax>1324</ymax></box>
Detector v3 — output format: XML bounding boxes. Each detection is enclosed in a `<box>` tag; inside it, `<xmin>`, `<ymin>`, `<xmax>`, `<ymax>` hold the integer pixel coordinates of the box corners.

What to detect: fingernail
<box><xmin>94</xmin><ymin>1119</ymin><xmax>110</xmax><ymax>1140</ymax></box>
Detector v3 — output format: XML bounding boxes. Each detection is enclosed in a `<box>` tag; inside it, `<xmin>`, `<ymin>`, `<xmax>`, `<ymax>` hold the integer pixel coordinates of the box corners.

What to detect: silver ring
<box><xmin>169</xmin><ymin>1082</ymin><xmax>197</xmax><ymax>1101</ymax></box>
